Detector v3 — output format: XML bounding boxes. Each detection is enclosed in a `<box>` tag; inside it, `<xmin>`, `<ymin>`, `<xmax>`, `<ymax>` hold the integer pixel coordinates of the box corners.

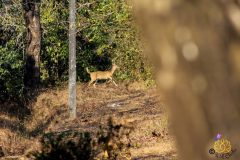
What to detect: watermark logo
<box><xmin>209</xmin><ymin>134</ymin><xmax>237</xmax><ymax>159</ymax></box>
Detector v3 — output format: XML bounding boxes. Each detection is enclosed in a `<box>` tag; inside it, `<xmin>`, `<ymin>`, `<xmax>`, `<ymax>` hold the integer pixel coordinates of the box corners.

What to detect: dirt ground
<box><xmin>0</xmin><ymin>83</ymin><xmax>177</xmax><ymax>159</ymax></box>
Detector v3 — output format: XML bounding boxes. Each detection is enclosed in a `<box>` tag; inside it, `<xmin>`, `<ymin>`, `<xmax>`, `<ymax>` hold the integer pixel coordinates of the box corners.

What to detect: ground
<box><xmin>0</xmin><ymin>83</ymin><xmax>177</xmax><ymax>160</ymax></box>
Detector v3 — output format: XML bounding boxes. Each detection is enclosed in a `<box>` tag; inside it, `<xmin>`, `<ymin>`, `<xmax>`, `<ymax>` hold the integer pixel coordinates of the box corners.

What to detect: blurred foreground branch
<box><xmin>133</xmin><ymin>0</ymin><xmax>240</xmax><ymax>159</ymax></box>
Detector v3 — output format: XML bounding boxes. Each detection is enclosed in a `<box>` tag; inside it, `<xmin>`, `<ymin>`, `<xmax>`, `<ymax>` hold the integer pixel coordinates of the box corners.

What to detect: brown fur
<box><xmin>86</xmin><ymin>64</ymin><xmax>119</xmax><ymax>87</ymax></box>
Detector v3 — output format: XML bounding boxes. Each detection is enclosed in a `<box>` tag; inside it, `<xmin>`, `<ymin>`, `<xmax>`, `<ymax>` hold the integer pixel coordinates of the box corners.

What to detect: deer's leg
<box><xmin>112</xmin><ymin>80</ymin><xmax>118</xmax><ymax>86</ymax></box>
<box><xmin>93</xmin><ymin>79</ymin><xmax>98</xmax><ymax>88</ymax></box>
<box><xmin>88</xmin><ymin>79</ymin><xmax>94</xmax><ymax>86</ymax></box>
<box><xmin>109</xmin><ymin>77</ymin><xmax>118</xmax><ymax>86</ymax></box>
<box><xmin>106</xmin><ymin>78</ymin><xmax>111</xmax><ymax>83</ymax></box>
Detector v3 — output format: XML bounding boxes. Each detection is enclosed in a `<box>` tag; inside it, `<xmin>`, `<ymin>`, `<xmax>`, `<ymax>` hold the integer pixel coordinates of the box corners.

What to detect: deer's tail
<box><xmin>86</xmin><ymin>67</ymin><xmax>90</xmax><ymax>74</ymax></box>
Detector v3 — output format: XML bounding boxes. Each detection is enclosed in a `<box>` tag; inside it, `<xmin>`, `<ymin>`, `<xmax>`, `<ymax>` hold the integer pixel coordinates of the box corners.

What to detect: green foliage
<box><xmin>0</xmin><ymin>1</ymin><xmax>25</xmax><ymax>100</ymax></box>
<box><xmin>40</xmin><ymin>1</ymin><xmax>69</xmax><ymax>84</ymax></box>
<box><xmin>40</xmin><ymin>0</ymin><xmax>152</xmax><ymax>83</ymax></box>
<box><xmin>0</xmin><ymin>41</ymin><xmax>24</xmax><ymax>100</ymax></box>
<box><xmin>77</xmin><ymin>0</ymin><xmax>149</xmax><ymax>82</ymax></box>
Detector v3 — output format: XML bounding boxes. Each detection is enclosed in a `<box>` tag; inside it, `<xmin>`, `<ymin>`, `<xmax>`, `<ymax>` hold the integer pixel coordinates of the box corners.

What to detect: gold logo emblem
<box><xmin>213</xmin><ymin>139</ymin><xmax>232</xmax><ymax>154</ymax></box>
<box><xmin>209</xmin><ymin>134</ymin><xmax>237</xmax><ymax>159</ymax></box>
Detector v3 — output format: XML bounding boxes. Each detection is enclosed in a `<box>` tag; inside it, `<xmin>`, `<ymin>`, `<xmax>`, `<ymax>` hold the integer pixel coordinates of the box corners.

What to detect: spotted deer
<box><xmin>86</xmin><ymin>64</ymin><xmax>119</xmax><ymax>87</ymax></box>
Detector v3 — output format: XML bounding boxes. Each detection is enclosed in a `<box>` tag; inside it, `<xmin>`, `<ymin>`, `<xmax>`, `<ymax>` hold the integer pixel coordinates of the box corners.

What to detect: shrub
<box><xmin>33</xmin><ymin>131</ymin><xmax>94</xmax><ymax>160</ymax></box>
<box><xmin>0</xmin><ymin>41</ymin><xmax>24</xmax><ymax>101</ymax></box>
<box><xmin>32</xmin><ymin>118</ymin><xmax>132</xmax><ymax>160</ymax></box>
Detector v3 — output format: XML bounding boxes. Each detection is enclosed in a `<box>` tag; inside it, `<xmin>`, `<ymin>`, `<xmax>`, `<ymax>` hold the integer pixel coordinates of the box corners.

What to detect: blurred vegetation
<box><xmin>33</xmin><ymin>131</ymin><xmax>94</xmax><ymax>160</ymax></box>
<box><xmin>0</xmin><ymin>0</ymin><xmax>153</xmax><ymax>100</ymax></box>
<box><xmin>33</xmin><ymin>118</ymin><xmax>132</xmax><ymax>160</ymax></box>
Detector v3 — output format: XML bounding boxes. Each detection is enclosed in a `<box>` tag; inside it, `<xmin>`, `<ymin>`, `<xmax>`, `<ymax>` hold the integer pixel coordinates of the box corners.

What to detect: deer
<box><xmin>86</xmin><ymin>64</ymin><xmax>119</xmax><ymax>87</ymax></box>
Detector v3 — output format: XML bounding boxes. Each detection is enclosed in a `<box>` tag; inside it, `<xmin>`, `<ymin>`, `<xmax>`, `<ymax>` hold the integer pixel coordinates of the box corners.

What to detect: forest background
<box><xmin>0</xmin><ymin>0</ymin><xmax>153</xmax><ymax>101</ymax></box>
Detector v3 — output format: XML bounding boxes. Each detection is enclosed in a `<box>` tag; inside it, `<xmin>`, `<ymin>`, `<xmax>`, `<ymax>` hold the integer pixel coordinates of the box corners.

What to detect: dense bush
<box><xmin>0</xmin><ymin>42</ymin><xmax>24</xmax><ymax>100</ymax></box>
<box><xmin>96</xmin><ymin>118</ymin><xmax>132</xmax><ymax>159</ymax></box>
<box><xmin>0</xmin><ymin>1</ymin><xmax>25</xmax><ymax>100</ymax></box>
<box><xmin>33</xmin><ymin>118</ymin><xmax>132</xmax><ymax>160</ymax></box>
<box><xmin>34</xmin><ymin>131</ymin><xmax>94</xmax><ymax>160</ymax></box>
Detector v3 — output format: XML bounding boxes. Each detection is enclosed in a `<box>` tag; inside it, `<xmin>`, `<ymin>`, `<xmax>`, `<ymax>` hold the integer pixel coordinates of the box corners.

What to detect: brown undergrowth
<box><xmin>0</xmin><ymin>82</ymin><xmax>177</xmax><ymax>159</ymax></box>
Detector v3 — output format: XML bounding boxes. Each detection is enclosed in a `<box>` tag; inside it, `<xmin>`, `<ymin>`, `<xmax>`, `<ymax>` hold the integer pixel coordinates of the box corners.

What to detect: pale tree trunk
<box><xmin>69</xmin><ymin>0</ymin><xmax>76</xmax><ymax>119</ymax></box>
<box><xmin>134</xmin><ymin>0</ymin><xmax>240</xmax><ymax>159</ymax></box>
<box><xmin>23</xmin><ymin>0</ymin><xmax>41</xmax><ymax>88</ymax></box>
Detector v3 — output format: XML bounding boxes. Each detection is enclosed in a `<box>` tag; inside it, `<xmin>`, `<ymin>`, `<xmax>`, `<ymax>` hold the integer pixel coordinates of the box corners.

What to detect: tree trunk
<box><xmin>69</xmin><ymin>0</ymin><xmax>77</xmax><ymax>119</ymax></box>
<box><xmin>22</xmin><ymin>0</ymin><xmax>41</xmax><ymax>88</ymax></box>
<box><xmin>134</xmin><ymin>0</ymin><xmax>240</xmax><ymax>159</ymax></box>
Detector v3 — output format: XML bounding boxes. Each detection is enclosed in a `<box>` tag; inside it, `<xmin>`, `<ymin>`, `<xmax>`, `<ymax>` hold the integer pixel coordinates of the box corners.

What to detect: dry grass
<box><xmin>0</xmin><ymin>82</ymin><xmax>177</xmax><ymax>159</ymax></box>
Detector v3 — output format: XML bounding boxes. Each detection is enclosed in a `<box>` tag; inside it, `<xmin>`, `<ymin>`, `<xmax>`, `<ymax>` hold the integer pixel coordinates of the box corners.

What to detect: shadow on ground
<box><xmin>0</xmin><ymin>88</ymin><xmax>64</xmax><ymax>138</ymax></box>
<box><xmin>133</xmin><ymin>151</ymin><xmax>177</xmax><ymax>160</ymax></box>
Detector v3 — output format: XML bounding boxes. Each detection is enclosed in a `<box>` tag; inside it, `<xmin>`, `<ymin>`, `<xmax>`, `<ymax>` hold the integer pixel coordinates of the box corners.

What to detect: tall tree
<box><xmin>69</xmin><ymin>0</ymin><xmax>77</xmax><ymax>119</ymax></box>
<box><xmin>22</xmin><ymin>0</ymin><xmax>41</xmax><ymax>88</ymax></box>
